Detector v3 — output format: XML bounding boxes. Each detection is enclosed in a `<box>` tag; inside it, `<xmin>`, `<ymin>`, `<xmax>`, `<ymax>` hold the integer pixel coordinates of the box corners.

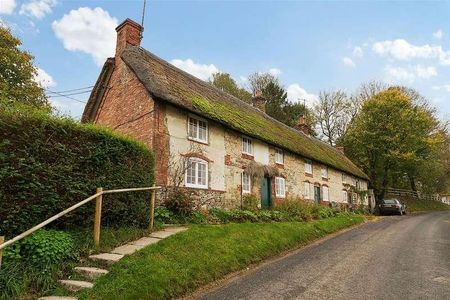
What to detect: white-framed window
<box><xmin>185</xmin><ymin>158</ymin><xmax>208</xmax><ymax>189</ymax></box>
<box><xmin>188</xmin><ymin>116</ymin><xmax>208</xmax><ymax>143</ymax></box>
<box><xmin>275</xmin><ymin>148</ymin><xmax>284</xmax><ymax>164</ymax></box>
<box><xmin>321</xmin><ymin>167</ymin><xmax>328</xmax><ymax>179</ymax></box>
<box><xmin>242</xmin><ymin>136</ymin><xmax>253</xmax><ymax>155</ymax></box>
<box><xmin>305</xmin><ymin>160</ymin><xmax>313</xmax><ymax>175</ymax></box>
<box><xmin>323</xmin><ymin>186</ymin><xmax>329</xmax><ymax>202</ymax></box>
<box><xmin>303</xmin><ymin>181</ymin><xmax>314</xmax><ymax>200</ymax></box>
<box><xmin>342</xmin><ymin>190</ymin><xmax>348</xmax><ymax>203</ymax></box>
<box><xmin>242</xmin><ymin>173</ymin><xmax>251</xmax><ymax>194</ymax></box>
<box><xmin>275</xmin><ymin>177</ymin><xmax>286</xmax><ymax>198</ymax></box>
<box><xmin>342</xmin><ymin>173</ymin><xmax>347</xmax><ymax>184</ymax></box>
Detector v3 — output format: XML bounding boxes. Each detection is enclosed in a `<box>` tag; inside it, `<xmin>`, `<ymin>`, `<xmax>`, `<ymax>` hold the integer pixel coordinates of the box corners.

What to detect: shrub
<box><xmin>276</xmin><ymin>198</ymin><xmax>315</xmax><ymax>221</ymax></box>
<box><xmin>242</xmin><ymin>194</ymin><xmax>259</xmax><ymax>211</ymax></box>
<box><xmin>164</xmin><ymin>189</ymin><xmax>193</xmax><ymax>216</ymax></box>
<box><xmin>209</xmin><ymin>209</ymin><xmax>259</xmax><ymax>223</ymax></box>
<box><xmin>19</xmin><ymin>229</ymin><xmax>75</xmax><ymax>269</ymax></box>
<box><xmin>0</xmin><ymin>109</ymin><xmax>154</xmax><ymax>237</ymax></box>
<box><xmin>154</xmin><ymin>207</ymin><xmax>175</xmax><ymax>224</ymax></box>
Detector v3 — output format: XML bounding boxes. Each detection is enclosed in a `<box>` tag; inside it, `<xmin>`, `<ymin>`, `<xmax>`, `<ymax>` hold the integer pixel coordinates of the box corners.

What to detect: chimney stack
<box><xmin>115</xmin><ymin>18</ymin><xmax>143</xmax><ymax>56</ymax></box>
<box><xmin>252</xmin><ymin>90</ymin><xmax>266</xmax><ymax>113</ymax></box>
<box><xmin>295</xmin><ymin>115</ymin><xmax>310</xmax><ymax>135</ymax></box>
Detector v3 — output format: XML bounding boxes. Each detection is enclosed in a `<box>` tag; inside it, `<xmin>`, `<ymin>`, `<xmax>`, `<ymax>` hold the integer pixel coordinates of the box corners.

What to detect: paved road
<box><xmin>200</xmin><ymin>212</ymin><xmax>450</xmax><ymax>300</ymax></box>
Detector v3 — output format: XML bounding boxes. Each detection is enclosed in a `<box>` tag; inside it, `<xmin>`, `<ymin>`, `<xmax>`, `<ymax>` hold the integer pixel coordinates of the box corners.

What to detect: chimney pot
<box><xmin>336</xmin><ymin>146</ymin><xmax>345</xmax><ymax>154</ymax></box>
<box><xmin>115</xmin><ymin>18</ymin><xmax>143</xmax><ymax>56</ymax></box>
<box><xmin>252</xmin><ymin>90</ymin><xmax>266</xmax><ymax>113</ymax></box>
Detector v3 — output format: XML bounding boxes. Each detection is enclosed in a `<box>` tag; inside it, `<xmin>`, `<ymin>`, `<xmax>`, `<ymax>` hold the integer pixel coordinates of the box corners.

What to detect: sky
<box><xmin>1</xmin><ymin>0</ymin><xmax>449</xmax><ymax>120</ymax></box>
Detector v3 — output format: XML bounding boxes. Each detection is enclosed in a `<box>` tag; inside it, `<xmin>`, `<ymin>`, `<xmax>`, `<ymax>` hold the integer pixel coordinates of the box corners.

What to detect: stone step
<box><xmin>150</xmin><ymin>227</ymin><xmax>188</xmax><ymax>239</ymax></box>
<box><xmin>74</xmin><ymin>266</ymin><xmax>109</xmax><ymax>279</ymax></box>
<box><xmin>130</xmin><ymin>236</ymin><xmax>160</xmax><ymax>247</ymax></box>
<box><xmin>111</xmin><ymin>244</ymin><xmax>144</xmax><ymax>255</ymax></box>
<box><xmin>89</xmin><ymin>253</ymin><xmax>124</xmax><ymax>265</ymax></box>
<box><xmin>58</xmin><ymin>280</ymin><xmax>93</xmax><ymax>292</ymax></box>
<box><xmin>39</xmin><ymin>297</ymin><xmax>78</xmax><ymax>300</ymax></box>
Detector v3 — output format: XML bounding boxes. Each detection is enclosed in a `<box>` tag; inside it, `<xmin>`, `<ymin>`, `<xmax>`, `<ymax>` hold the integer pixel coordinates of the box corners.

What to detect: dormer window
<box><xmin>242</xmin><ymin>136</ymin><xmax>253</xmax><ymax>155</ymax></box>
<box><xmin>275</xmin><ymin>148</ymin><xmax>284</xmax><ymax>164</ymax></box>
<box><xmin>188</xmin><ymin>115</ymin><xmax>208</xmax><ymax>143</ymax></box>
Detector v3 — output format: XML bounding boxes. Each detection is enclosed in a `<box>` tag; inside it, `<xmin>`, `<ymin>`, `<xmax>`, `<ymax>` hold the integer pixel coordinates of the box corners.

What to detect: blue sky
<box><xmin>1</xmin><ymin>0</ymin><xmax>449</xmax><ymax>120</ymax></box>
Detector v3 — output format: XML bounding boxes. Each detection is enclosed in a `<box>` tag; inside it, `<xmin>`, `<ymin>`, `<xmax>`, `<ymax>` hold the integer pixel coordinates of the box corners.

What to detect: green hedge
<box><xmin>0</xmin><ymin>108</ymin><xmax>154</xmax><ymax>237</ymax></box>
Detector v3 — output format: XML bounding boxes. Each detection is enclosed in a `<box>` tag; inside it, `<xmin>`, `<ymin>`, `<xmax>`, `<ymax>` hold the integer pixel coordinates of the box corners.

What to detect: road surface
<box><xmin>200</xmin><ymin>211</ymin><xmax>450</xmax><ymax>300</ymax></box>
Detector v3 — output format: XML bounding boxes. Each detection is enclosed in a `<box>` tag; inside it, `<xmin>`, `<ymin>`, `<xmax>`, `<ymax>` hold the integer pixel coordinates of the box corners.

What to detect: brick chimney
<box><xmin>336</xmin><ymin>146</ymin><xmax>345</xmax><ymax>154</ymax></box>
<box><xmin>252</xmin><ymin>90</ymin><xmax>266</xmax><ymax>113</ymax></box>
<box><xmin>115</xmin><ymin>18</ymin><xmax>143</xmax><ymax>56</ymax></box>
<box><xmin>295</xmin><ymin>115</ymin><xmax>310</xmax><ymax>135</ymax></box>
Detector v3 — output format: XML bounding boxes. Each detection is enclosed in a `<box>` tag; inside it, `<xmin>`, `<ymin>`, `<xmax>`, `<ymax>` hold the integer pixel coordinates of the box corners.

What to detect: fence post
<box><xmin>0</xmin><ymin>236</ymin><xmax>4</xmax><ymax>267</ymax></box>
<box><xmin>94</xmin><ymin>187</ymin><xmax>103</xmax><ymax>248</ymax></box>
<box><xmin>149</xmin><ymin>185</ymin><xmax>156</xmax><ymax>232</ymax></box>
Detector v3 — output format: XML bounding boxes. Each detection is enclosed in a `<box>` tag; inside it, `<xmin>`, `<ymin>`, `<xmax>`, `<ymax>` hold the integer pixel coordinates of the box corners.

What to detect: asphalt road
<box><xmin>199</xmin><ymin>212</ymin><xmax>450</xmax><ymax>300</ymax></box>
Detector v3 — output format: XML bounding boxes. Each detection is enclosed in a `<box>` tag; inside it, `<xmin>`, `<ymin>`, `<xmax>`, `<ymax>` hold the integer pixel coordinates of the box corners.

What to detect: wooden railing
<box><xmin>0</xmin><ymin>186</ymin><xmax>161</xmax><ymax>266</ymax></box>
<box><xmin>386</xmin><ymin>188</ymin><xmax>441</xmax><ymax>201</ymax></box>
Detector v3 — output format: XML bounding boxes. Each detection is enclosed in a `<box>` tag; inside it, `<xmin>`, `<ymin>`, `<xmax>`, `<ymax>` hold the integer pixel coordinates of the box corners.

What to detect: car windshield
<box><xmin>383</xmin><ymin>199</ymin><xmax>397</xmax><ymax>204</ymax></box>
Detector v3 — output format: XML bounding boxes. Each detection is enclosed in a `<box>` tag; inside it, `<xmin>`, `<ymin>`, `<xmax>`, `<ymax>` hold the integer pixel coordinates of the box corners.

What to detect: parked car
<box><xmin>379</xmin><ymin>198</ymin><xmax>406</xmax><ymax>215</ymax></box>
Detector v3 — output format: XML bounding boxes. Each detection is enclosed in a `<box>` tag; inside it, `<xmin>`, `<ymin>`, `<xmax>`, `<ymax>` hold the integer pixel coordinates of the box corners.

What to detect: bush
<box><xmin>164</xmin><ymin>189</ymin><xmax>193</xmax><ymax>216</ymax></box>
<box><xmin>0</xmin><ymin>109</ymin><xmax>154</xmax><ymax>237</ymax></box>
<box><xmin>154</xmin><ymin>207</ymin><xmax>175</xmax><ymax>224</ymax></box>
<box><xmin>242</xmin><ymin>194</ymin><xmax>259</xmax><ymax>211</ymax></box>
<box><xmin>276</xmin><ymin>198</ymin><xmax>315</xmax><ymax>221</ymax></box>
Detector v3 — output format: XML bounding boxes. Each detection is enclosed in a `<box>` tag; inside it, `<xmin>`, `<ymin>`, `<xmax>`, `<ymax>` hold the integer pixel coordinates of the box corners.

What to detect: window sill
<box><xmin>185</xmin><ymin>184</ymin><xmax>208</xmax><ymax>190</ymax></box>
<box><xmin>305</xmin><ymin>173</ymin><xmax>313</xmax><ymax>178</ymax></box>
<box><xmin>188</xmin><ymin>137</ymin><xmax>209</xmax><ymax>145</ymax></box>
<box><xmin>321</xmin><ymin>177</ymin><xmax>328</xmax><ymax>181</ymax></box>
<box><xmin>241</xmin><ymin>153</ymin><xmax>254</xmax><ymax>160</ymax></box>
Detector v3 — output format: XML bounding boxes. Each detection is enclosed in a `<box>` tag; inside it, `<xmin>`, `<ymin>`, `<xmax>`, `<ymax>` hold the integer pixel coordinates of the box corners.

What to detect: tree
<box><xmin>247</xmin><ymin>72</ymin><xmax>277</xmax><ymax>95</ymax></box>
<box><xmin>343</xmin><ymin>87</ymin><xmax>443</xmax><ymax>200</ymax></box>
<box><xmin>314</xmin><ymin>90</ymin><xmax>350</xmax><ymax>146</ymax></box>
<box><xmin>0</xmin><ymin>26</ymin><xmax>49</xmax><ymax>109</ymax></box>
<box><xmin>210</xmin><ymin>72</ymin><xmax>252</xmax><ymax>103</ymax></box>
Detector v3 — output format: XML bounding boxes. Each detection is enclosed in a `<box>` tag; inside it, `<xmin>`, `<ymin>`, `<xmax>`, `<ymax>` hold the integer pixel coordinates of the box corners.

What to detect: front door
<box><xmin>314</xmin><ymin>186</ymin><xmax>321</xmax><ymax>204</ymax></box>
<box><xmin>261</xmin><ymin>177</ymin><xmax>271</xmax><ymax>208</ymax></box>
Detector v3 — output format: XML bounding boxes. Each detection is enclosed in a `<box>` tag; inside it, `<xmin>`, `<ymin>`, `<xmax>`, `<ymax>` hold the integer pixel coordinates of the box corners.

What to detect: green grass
<box><xmin>400</xmin><ymin>197</ymin><xmax>450</xmax><ymax>213</ymax></box>
<box><xmin>80</xmin><ymin>214</ymin><xmax>365</xmax><ymax>300</ymax></box>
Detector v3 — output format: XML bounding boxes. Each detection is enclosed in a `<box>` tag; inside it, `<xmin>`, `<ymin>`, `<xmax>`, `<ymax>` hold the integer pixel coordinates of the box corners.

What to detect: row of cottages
<box><xmin>82</xmin><ymin>19</ymin><xmax>370</xmax><ymax>209</ymax></box>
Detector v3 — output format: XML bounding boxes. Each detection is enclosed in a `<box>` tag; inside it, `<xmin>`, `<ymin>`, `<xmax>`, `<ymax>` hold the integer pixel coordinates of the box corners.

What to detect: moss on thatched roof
<box><xmin>117</xmin><ymin>46</ymin><xmax>367</xmax><ymax>179</ymax></box>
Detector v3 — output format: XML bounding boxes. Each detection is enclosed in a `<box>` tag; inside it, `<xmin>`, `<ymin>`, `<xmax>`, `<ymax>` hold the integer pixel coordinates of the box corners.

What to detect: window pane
<box><xmin>198</xmin><ymin>120</ymin><xmax>207</xmax><ymax>141</ymax></box>
<box><xmin>186</xmin><ymin>161</ymin><xmax>196</xmax><ymax>184</ymax></box>
<box><xmin>323</xmin><ymin>187</ymin><xmax>329</xmax><ymax>201</ymax></box>
<box><xmin>188</xmin><ymin>118</ymin><xmax>197</xmax><ymax>139</ymax></box>
<box><xmin>197</xmin><ymin>162</ymin><xmax>207</xmax><ymax>186</ymax></box>
<box><xmin>304</xmin><ymin>182</ymin><xmax>309</xmax><ymax>199</ymax></box>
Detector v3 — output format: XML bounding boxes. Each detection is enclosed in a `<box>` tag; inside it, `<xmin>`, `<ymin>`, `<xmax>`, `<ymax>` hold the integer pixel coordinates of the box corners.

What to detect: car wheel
<box><xmin>399</xmin><ymin>209</ymin><xmax>403</xmax><ymax>216</ymax></box>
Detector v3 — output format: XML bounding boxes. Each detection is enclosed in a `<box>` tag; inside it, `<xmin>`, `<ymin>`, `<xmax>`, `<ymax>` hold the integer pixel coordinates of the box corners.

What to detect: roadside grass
<box><xmin>397</xmin><ymin>197</ymin><xmax>450</xmax><ymax>213</ymax></box>
<box><xmin>79</xmin><ymin>214</ymin><xmax>365</xmax><ymax>300</ymax></box>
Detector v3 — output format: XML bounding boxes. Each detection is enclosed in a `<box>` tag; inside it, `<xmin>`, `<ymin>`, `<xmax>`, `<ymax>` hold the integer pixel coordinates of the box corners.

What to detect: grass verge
<box><xmin>79</xmin><ymin>214</ymin><xmax>365</xmax><ymax>300</ymax></box>
<box><xmin>397</xmin><ymin>197</ymin><xmax>450</xmax><ymax>213</ymax></box>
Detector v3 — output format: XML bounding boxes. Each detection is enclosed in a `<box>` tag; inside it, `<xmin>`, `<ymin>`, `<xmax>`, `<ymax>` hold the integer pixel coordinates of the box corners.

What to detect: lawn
<box><xmin>80</xmin><ymin>214</ymin><xmax>365</xmax><ymax>300</ymax></box>
<box><xmin>403</xmin><ymin>198</ymin><xmax>450</xmax><ymax>213</ymax></box>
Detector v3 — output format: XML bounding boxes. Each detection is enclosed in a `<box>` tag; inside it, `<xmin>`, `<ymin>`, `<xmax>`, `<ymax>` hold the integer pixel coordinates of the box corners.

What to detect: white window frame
<box><xmin>188</xmin><ymin>115</ymin><xmax>208</xmax><ymax>143</ymax></box>
<box><xmin>342</xmin><ymin>190</ymin><xmax>348</xmax><ymax>203</ymax></box>
<box><xmin>242</xmin><ymin>173</ymin><xmax>251</xmax><ymax>194</ymax></box>
<box><xmin>275</xmin><ymin>148</ymin><xmax>284</xmax><ymax>164</ymax></box>
<box><xmin>241</xmin><ymin>136</ymin><xmax>253</xmax><ymax>156</ymax></box>
<box><xmin>323</xmin><ymin>186</ymin><xmax>329</xmax><ymax>202</ymax></box>
<box><xmin>303</xmin><ymin>181</ymin><xmax>312</xmax><ymax>200</ymax></box>
<box><xmin>342</xmin><ymin>173</ymin><xmax>347</xmax><ymax>184</ymax></box>
<box><xmin>321</xmin><ymin>167</ymin><xmax>328</xmax><ymax>179</ymax></box>
<box><xmin>275</xmin><ymin>177</ymin><xmax>286</xmax><ymax>198</ymax></box>
<box><xmin>305</xmin><ymin>160</ymin><xmax>313</xmax><ymax>175</ymax></box>
<box><xmin>185</xmin><ymin>157</ymin><xmax>208</xmax><ymax>189</ymax></box>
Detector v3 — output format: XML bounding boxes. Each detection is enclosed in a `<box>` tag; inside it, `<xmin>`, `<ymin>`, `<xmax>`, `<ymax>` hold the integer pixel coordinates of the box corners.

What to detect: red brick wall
<box><xmin>92</xmin><ymin>52</ymin><xmax>168</xmax><ymax>185</ymax></box>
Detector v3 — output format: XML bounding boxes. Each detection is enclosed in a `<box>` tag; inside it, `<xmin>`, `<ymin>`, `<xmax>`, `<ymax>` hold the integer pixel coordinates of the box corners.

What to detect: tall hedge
<box><xmin>0</xmin><ymin>107</ymin><xmax>154</xmax><ymax>237</ymax></box>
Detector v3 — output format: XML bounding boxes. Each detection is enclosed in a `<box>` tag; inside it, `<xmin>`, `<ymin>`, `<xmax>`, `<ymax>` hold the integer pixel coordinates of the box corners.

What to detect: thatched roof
<box><xmin>84</xmin><ymin>46</ymin><xmax>368</xmax><ymax>180</ymax></box>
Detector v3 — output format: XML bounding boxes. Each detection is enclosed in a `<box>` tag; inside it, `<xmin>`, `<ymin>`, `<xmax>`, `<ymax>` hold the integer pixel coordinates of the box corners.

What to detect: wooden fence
<box><xmin>0</xmin><ymin>186</ymin><xmax>161</xmax><ymax>266</ymax></box>
<box><xmin>386</xmin><ymin>188</ymin><xmax>441</xmax><ymax>201</ymax></box>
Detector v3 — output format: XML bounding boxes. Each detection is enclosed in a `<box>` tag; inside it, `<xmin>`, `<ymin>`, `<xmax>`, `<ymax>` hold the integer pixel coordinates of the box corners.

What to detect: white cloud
<box><xmin>52</xmin><ymin>7</ymin><xmax>118</xmax><ymax>66</ymax></box>
<box><xmin>415</xmin><ymin>65</ymin><xmax>437</xmax><ymax>79</ymax></box>
<box><xmin>433</xmin><ymin>29</ymin><xmax>443</xmax><ymax>39</ymax></box>
<box><xmin>384</xmin><ymin>64</ymin><xmax>437</xmax><ymax>83</ymax></box>
<box><xmin>432</xmin><ymin>84</ymin><xmax>450</xmax><ymax>92</ymax></box>
<box><xmin>34</xmin><ymin>67</ymin><xmax>56</xmax><ymax>88</ymax></box>
<box><xmin>352</xmin><ymin>46</ymin><xmax>363</xmax><ymax>58</ymax></box>
<box><xmin>372</xmin><ymin>39</ymin><xmax>450</xmax><ymax>65</ymax></box>
<box><xmin>268</xmin><ymin>68</ymin><xmax>282</xmax><ymax>77</ymax></box>
<box><xmin>170</xmin><ymin>58</ymin><xmax>219</xmax><ymax>81</ymax></box>
<box><xmin>385</xmin><ymin>66</ymin><xmax>415</xmax><ymax>82</ymax></box>
<box><xmin>20</xmin><ymin>0</ymin><xmax>57</xmax><ymax>19</ymax></box>
<box><xmin>342</xmin><ymin>57</ymin><xmax>356</xmax><ymax>68</ymax></box>
<box><xmin>286</xmin><ymin>83</ymin><xmax>318</xmax><ymax>107</ymax></box>
<box><xmin>0</xmin><ymin>0</ymin><xmax>16</xmax><ymax>14</ymax></box>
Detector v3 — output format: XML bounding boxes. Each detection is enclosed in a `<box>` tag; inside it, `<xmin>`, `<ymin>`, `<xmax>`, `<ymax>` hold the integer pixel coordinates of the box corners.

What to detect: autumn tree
<box><xmin>210</xmin><ymin>72</ymin><xmax>252</xmax><ymax>103</ymax></box>
<box><xmin>0</xmin><ymin>26</ymin><xmax>49</xmax><ymax>109</ymax></box>
<box><xmin>343</xmin><ymin>87</ymin><xmax>443</xmax><ymax>200</ymax></box>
